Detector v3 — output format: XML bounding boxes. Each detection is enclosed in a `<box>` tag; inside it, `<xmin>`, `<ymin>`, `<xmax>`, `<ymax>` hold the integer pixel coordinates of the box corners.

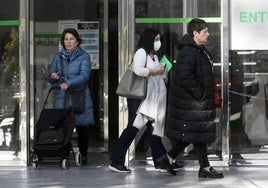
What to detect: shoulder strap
<box><xmin>145</xmin><ymin>53</ymin><xmax>148</xmax><ymax>68</ymax></box>
<box><xmin>141</xmin><ymin>48</ymin><xmax>147</xmax><ymax>68</ymax></box>
<box><xmin>59</xmin><ymin>58</ymin><xmax>65</xmax><ymax>77</ymax></box>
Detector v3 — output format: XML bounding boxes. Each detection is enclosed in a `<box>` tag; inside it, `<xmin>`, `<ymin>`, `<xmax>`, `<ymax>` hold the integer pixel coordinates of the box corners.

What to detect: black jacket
<box><xmin>166</xmin><ymin>34</ymin><xmax>216</xmax><ymax>143</ymax></box>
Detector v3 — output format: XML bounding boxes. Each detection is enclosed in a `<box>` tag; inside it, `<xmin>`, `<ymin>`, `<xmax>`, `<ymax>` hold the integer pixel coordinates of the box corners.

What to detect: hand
<box><xmin>156</xmin><ymin>65</ymin><xmax>165</xmax><ymax>75</ymax></box>
<box><xmin>50</xmin><ymin>72</ymin><xmax>60</xmax><ymax>80</ymax></box>
<box><xmin>164</xmin><ymin>76</ymin><xmax>168</xmax><ymax>84</ymax></box>
<box><xmin>150</xmin><ymin>65</ymin><xmax>165</xmax><ymax>76</ymax></box>
<box><xmin>60</xmin><ymin>83</ymin><xmax>69</xmax><ymax>90</ymax></box>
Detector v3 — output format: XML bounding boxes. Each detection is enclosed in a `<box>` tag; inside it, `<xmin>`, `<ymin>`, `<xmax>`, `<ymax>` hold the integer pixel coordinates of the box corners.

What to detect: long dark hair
<box><xmin>60</xmin><ymin>28</ymin><xmax>82</xmax><ymax>49</ymax></box>
<box><xmin>137</xmin><ymin>28</ymin><xmax>160</xmax><ymax>53</ymax></box>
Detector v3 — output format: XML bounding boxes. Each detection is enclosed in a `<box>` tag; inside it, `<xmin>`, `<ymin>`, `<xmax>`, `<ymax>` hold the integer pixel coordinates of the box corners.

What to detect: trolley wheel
<box><xmin>61</xmin><ymin>158</ymin><xmax>70</xmax><ymax>169</ymax></box>
<box><xmin>32</xmin><ymin>157</ymin><xmax>39</xmax><ymax>169</ymax></box>
<box><xmin>32</xmin><ymin>161</ymin><xmax>38</xmax><ymax>169</ymax></box>
<box><xmin>75</xmin><ymin>152</ymin><xmax>82</xmax><ymax>166</ymax></box>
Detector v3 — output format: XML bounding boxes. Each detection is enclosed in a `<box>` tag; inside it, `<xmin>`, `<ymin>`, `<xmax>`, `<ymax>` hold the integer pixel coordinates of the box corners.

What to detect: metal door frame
<box><xmin>221</xmin><ymin>0</ymin><xmax>230</xmax><ymax>166</ymax></box>
<box><xmin>118</xmin><ymin>0</ymin><xmax>135</xmax><ymax>165</ymax></box>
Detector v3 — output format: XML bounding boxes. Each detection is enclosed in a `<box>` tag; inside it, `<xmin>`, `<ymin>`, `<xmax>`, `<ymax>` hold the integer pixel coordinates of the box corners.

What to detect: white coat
<box><xmin>132</xmin><ymin>48</ymin><xmax>167</xmax><ymax>137</ymax></box>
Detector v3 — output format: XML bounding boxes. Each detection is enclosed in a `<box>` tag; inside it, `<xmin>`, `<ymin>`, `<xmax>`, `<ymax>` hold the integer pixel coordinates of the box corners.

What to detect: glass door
<box><xmin>0</xmin><ymin>0</ymin><xmax>28</xmax><ymax>166</ymax></box>
<box><xmin>32</xmin><ymin>0</ymin><xmax>108</xmax><ymax>164</ymax></box>
<box><xmin>229</xmin><ymin>0</ymin><xmax>268</xmax><ymax>164</ymax></box>
<box><xmin>229</xmin><ymin>50</ymin><xmax>268</xmax><ymax>164</ymax></box>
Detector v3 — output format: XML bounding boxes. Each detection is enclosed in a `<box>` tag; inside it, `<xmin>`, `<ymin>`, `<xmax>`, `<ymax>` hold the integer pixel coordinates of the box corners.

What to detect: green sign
<box><xmin>240</xmin><ymin>11</ymin><xmax>268</xmax><ymax>23</ymax></box>
<box><xmin>231</xmin><ymin>0</ymin><xmax>268</xmax><ymax>50</ymax></box>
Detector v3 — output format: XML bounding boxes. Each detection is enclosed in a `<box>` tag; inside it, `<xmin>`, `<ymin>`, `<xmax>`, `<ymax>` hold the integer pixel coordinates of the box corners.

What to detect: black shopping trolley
<box><xmin>31</xmin><ymin>86</ymin><xmax>82</xmax><ymax>169</ymax></box>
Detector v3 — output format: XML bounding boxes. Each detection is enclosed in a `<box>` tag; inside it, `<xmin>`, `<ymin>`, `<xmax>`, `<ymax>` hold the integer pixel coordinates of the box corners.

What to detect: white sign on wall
<box><xmin>231</xmin><ymin>0</ymin><xmax>268</xmax><ymax>50</ymax></box>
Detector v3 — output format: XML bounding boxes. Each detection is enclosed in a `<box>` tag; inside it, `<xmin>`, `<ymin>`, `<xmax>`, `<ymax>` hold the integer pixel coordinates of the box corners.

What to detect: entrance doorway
<box><xmin>32</xmin><ymin>0</ymin><xmax>111</xmax><ymax>165</ymax></box>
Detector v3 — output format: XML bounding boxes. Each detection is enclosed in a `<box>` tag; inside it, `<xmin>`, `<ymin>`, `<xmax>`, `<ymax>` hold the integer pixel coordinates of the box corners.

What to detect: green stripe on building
<box><xmin>136</xmin><ymin>17</ymin><xmax>222</xmax><ymax>24</ymax></box>
<box><xmin>35</xmin><ymin>34</ymin><xmax>61</xmax><ymax>38</ymax></box>
<box><xmin>0</xmin><ymin>20</ymin><xmax>20</xmax><ymax>26</ymax></box>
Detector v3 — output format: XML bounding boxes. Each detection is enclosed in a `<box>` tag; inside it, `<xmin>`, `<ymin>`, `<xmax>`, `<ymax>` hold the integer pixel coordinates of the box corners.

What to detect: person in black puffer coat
<box><xmin>158</xmin><ymin>18</ymin><xmax>224</xmax><ymax>178</ymax></box>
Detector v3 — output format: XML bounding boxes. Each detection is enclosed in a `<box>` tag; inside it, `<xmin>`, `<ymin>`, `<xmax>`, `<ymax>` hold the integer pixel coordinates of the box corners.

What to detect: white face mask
<box><xmin>154</xmin><ymin>40</ymin><xmax>161</xmax><ymax>51</ymax></box>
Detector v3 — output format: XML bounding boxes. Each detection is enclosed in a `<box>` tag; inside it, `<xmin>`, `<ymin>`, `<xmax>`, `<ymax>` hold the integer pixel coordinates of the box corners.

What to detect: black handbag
<box><xmin>116</xmin><ymin>51</ymin><xmax>147</xmax><ymax>99</ymax></box>
<box><xmin>69</xmin><ymin>89</ymin><xmax>86</xmax><ymax>114</ymax></box>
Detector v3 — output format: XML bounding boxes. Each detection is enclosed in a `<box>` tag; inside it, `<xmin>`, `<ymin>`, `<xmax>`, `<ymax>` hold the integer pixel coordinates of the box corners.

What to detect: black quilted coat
<box><xmin>166</xmin><ymin>34</ymin><xmax>216</xmax><ymax>143</ymax></box>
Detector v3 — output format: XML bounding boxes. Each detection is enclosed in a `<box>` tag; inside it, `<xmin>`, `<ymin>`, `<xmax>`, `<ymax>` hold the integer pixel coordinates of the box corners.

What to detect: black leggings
<box><xmin>168</xmin><ymin>140</ymin><xmax>210</xmax><ymax>168</ymax></box>
<box><xmin>76</xmin><ymin>126</ymin><xmax>89</xmax><ymax>156</ymax></box>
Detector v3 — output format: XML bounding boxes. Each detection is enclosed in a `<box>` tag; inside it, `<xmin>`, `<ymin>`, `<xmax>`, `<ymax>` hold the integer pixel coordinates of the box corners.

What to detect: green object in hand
<box><xmin>160</xmin><ymin>55</ymin><xmax>173</xmax><ymax>73</ymax></box>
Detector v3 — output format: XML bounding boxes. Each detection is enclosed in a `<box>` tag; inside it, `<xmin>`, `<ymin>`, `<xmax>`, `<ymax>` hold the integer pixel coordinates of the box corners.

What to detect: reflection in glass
<box><xmin>230</xmin><ymin>50</ymin><xmax>268</xmax><ymax>162</ymax></box>
<box><xmin>0</xmin><ymin>27</ymin><xmax>21</xmax><ymax>157</ymax></box>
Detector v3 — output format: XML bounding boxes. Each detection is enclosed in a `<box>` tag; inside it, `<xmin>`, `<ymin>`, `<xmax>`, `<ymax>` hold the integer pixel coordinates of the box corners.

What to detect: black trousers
<box><xmin>76</xmin><ymin>126</ymin><xmax>89</xmax><ymax>156</ymax></box>
<box><xmin>109</xmin><ymin>98</ymin><xmax>165</xmax><ymax>167</ymax></box>
<box><xmin>168</xmin><ymin>140</ymin><xmax>210</xmax><ymax>168</ymax></box>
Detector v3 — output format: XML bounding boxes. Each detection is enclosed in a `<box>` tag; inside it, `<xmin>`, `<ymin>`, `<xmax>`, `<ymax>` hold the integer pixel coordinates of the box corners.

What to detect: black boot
<box><xmin>157</xmin><ymin>155</ymin><xmax>176</xmax><ymax>176</ymax></box>
<box><xmin>198</xmin><ymin>167</ymin><xmax>224</xmax><ymax>178</ymax></box>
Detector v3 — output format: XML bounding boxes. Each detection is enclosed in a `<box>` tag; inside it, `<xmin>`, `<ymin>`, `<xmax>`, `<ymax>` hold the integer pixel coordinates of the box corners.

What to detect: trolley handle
<box><xmin>42</xmin><ymin>85</ymin><xmax>61</xmax><ymax>109</ymax></box>
<box><xmin>49</xmin><ymin>85</ymin><xmax>61</xmax><ymax>93</ymax></box>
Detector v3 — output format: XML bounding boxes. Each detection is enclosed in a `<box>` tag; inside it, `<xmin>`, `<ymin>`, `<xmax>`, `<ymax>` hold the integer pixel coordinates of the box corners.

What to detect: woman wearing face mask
<box><xmin>109</xmin><ymin>28</ymin><xmax>177</xmax><ymax>175</ymax></box>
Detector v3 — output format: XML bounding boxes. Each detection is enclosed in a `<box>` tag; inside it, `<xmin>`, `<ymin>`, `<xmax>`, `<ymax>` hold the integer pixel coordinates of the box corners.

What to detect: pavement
<box><xmin>0</xmin><ymin>159</ymin><xmax>267</xmax><ymax>188</ymax></box>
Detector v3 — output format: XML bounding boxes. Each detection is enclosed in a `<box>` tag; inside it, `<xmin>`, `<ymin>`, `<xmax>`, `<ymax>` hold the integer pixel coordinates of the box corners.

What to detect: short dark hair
<box><xmin>137</xmin><ymin>28</ymin><xmax>160</xmax><ymax>53</ymax></box>
<box><xmin>187</xmin><ymin>18</ymin><xmax>208</xmax><ymax>37</ymax></box>
<box><xmin>60</xmin><ymin>28</ymin><xmax>82</xmax><ymax>48</ymax></box>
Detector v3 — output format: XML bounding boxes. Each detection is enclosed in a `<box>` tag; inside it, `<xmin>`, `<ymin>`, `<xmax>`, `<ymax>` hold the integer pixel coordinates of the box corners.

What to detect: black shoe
<box><xmin>158</xmin><ymin>162</ymin><xmax>184</xmax><ymax>173</ymax></box>
<box><xmin>198</xmin><ymin>167</ymin><xmax>224</xmax><ymax>178</ymax></box>
<box><xmin>171</xmin><ymin>162</ymin><xmax>184</xmax><ymax>171</ymax></box>
<box><xmin>82</xmin><ymin>155</ymin><xmax>87</xmax><ymax>164</ymax></box>
<box><xmin>156</xmin><ymin>155</ymin><xmax>176</xmax><ymax>176</ymax></box>
<box><xmin>108</xmin><ymin>163</ymin><xmax>131</xmax><ymax>173</ymax></box>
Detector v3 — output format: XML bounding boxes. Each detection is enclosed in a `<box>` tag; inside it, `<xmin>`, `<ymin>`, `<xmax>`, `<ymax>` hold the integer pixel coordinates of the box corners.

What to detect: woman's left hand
<box><xmin>164</xmin><ymin>76</ymin><xmax>168</xmax><ymax>84</ymax></box>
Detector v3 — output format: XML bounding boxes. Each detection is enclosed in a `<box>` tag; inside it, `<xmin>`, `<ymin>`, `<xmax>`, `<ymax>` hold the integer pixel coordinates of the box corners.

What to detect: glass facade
<box><xmin>33</xmin><ymin>0</ymin><xmax>109</xmax><ymax>155</ymax></box>
<box><xmin>229</xmin><ymin>0</ymin><xmax>268</xmax><ymax>164</ymax></box>
<box><xmin>229</xmin><ymin>50</ymin><xmax>268</xmax><ymax>163</ymax></box>
<box><xmin>0</xmin><ymin>0</ymin><xmax>26</xmax><ymax>166</ymax></box>
<box><xmin>0</xmin><ymin>0</ymin><xmax>268</xmax><ymax>166</ymax></box>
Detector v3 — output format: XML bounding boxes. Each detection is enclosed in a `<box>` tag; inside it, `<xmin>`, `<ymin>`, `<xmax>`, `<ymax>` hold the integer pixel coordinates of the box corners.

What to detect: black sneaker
<box><xmin>171</xmin><ymin>162</ymin><xmax>184</xmax><ymax>171</ymax></box>
<box><xmin>108</xmin><ymin>163</ymin><xmax>131</xmax><ymax>173</ymax></box>
<box><xmin>156</xmin><ymin>162</ymin><xmax>183</xmax><ymax>173</ymax></box>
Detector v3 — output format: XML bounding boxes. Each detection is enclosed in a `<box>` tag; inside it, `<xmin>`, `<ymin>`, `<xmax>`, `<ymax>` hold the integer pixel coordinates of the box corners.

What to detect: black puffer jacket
<box><xmin>166</xmin><ymin>34</ymin><xmax>216</xmax><ymax>143</ymax></box>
